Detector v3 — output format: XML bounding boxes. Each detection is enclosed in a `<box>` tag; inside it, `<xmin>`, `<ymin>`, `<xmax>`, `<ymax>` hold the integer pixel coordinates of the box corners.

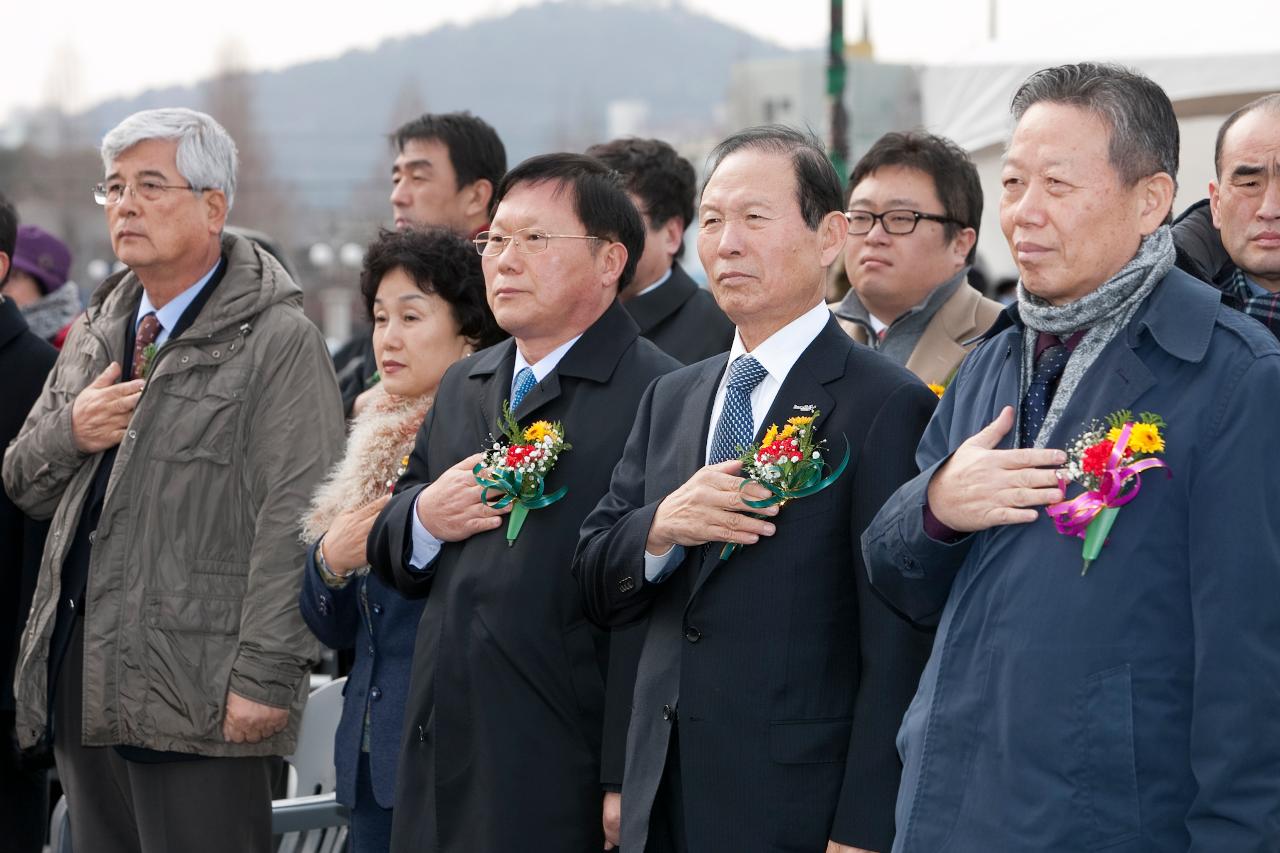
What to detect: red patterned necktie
<box><xmin>132</xmin><ymin>312</ymin><xmax>161</xmax><ymax>379</ymax></box>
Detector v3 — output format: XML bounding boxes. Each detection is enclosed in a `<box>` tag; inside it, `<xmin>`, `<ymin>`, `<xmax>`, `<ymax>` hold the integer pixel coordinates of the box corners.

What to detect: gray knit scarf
<box><xmin>20</xmin><ymin>283</ymin><xmax>82</xmax><ymax>342</ymax></box>
<box><xmin>1016</xmin><ymin>226</ymin><xmax>1175</xmax><ymax>447</ymax></box>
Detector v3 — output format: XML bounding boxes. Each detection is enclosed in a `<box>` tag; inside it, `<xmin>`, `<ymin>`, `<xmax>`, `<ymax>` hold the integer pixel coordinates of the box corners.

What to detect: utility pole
<box><xmin>828</xmin><ymin>0</ymin><xmax>849</xmax><ymax>181</ymax></box>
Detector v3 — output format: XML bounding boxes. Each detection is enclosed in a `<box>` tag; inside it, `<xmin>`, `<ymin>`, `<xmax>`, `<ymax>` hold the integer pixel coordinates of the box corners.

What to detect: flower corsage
<box><xmin>720</xmin><ymin>405</ymin><xmax>849</xmax><ymax>560</ymax></box>
<box><xmin>474</xmin><ymin>402</ymin><xmax>571</xmax><ymax>547</ymax></box>
<box><xmin>1046</xmin><ymin>410</ymin><xmax>1170</xmax><ymax>575</ymax></box>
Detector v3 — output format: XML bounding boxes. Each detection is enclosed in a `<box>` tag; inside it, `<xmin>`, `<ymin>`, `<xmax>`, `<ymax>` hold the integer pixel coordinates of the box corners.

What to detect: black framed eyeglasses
<box><xmin>845</xmin><ymin>209</ymin><xmax>964</xmax><ymax>236</ymax></box>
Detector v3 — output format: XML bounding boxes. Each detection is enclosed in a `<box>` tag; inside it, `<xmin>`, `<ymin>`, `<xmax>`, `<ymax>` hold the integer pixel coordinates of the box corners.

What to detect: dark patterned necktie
<box><xmin>510</xmin><ymin>366</ymin><xmax>537</xmax><ymax>411</ymax></box>
<box><xmin>708</xmin><ymin>355</ymin><xmax>769</xmax><ymax>464</ymax></box>
<box><xmin>1020</xmin><ymin>341</ymin><xmax>1069</xmax><ymax>447</ymax></box>
<box><xmin>132</xmin><ymin>312</ymin><xmax>161</xmax><ymax>379</ymax></box>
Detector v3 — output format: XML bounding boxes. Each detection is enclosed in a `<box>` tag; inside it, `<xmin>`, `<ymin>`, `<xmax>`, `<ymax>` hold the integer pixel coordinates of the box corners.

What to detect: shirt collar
<box><xmin>513</xmin><ymin>334</ymin><xmax>583</xmax><ymax>387</ymax></box>
<box><xmin>135</xmin><ymin>259</ymin><xmax>221</xmax><ymax>333</ymax></box>
<box><xmin>635</xmin><ymin>266</ymin><xmax>673</xmax><ymax>297</ymax></box>
<box><xmin>725</xmin><ymin>301</ymin><xmax>830</xmax><ymax>386</ymax></box>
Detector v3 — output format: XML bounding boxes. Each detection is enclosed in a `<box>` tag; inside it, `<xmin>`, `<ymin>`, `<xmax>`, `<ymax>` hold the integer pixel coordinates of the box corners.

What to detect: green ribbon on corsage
<box><xmin>720</xmin><ymin>438</ymin><xmax>851</xmax><ymax>561</ymax></box>
<box><xmin>474</xmin><ymin>464</ymin><xmax>568</xmax><ymax>547</ymax></box>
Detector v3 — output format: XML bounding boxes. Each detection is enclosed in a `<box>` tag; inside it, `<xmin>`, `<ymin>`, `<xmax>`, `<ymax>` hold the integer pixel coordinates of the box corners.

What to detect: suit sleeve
<box><xmin>573</xmin><ymin>377</ymin><xmax>672</xmax><ymax>629</ymax></box>
<box><xmin>297</xmin><ymin>543</ymin><xmax>362</xmax><ymax>652</ymax></box>
<box><xmin>831</xmin><ymin>380</ymin><xmax>938</xmax><ymax>851</ymax></box>
<box><xmin>367</xmin><ymin>403</ymin><xmax>439</xmax><ymax>599</ymax></box>
<box><xmin>2</xmin><ymin>322</ymin><xmax>93</xmax><ymax>521</ymax></box>
<box><xmin>861</xmin><ymin>371</ymin><xmax>976</xmax><ymax>627</ymax></box>
<box><xmin>231</xmin><ymin>322</ymin><xmax>345</xmax><ymax>708</ymax></box>
<box><xmin>1185</xmin><ymin>354</ymin><xmax>1280</xmax><ymax>851</ymax></box>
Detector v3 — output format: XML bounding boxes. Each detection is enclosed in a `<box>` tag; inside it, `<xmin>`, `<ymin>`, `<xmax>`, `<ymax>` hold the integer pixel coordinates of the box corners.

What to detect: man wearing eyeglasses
<box><xmin>367</xmin><ymin>153</ymin><xmax>679</xmax><ymax>852</ymax></box>
<box><xmin>3</xmin><ymin>108</ymin><xmax>344</xmax><ymax>853</ymax></box>
<box><xmin>831</xmin><ymin>132</ymin><xmax>1001</xmax><ymax>389</ymax></box>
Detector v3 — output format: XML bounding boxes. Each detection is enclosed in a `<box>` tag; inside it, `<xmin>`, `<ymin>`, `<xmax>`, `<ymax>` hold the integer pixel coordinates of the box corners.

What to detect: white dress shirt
<box><xmin>644</xmin><ymin>300</ymin><xmax>830</xmax><ymax>580</ymax></box>
<box><xmin>408</xmin><ymin>335</ymin><xmax>583</xmax><ymax>570</ymax></box>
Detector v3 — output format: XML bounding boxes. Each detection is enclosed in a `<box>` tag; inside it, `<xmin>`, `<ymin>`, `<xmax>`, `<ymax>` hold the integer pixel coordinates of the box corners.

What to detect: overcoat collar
<box><xmin>466</xmin><ymin>298</ymin><xmax>643</xmax><ymax>423</ymax></box>
<box><xmin>623</xmin><ymin>264</ymin><xmax>699</xmax><ymax>333</ymax></box>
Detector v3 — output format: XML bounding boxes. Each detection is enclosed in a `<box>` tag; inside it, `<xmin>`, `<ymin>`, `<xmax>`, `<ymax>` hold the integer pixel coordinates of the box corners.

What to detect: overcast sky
<box><xmin>5</xmin><ymin>0</ymin><xmax>1276</xmax><ymax>124</ymax></box>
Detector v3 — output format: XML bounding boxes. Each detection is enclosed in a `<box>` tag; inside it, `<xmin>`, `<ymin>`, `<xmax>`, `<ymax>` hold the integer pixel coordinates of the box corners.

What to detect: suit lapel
<box><xmin>478</xmin><ymin>339</ymin><xmax>516</xmax><ymax>418</ymax></box>
<box><xmin>685</xmin><ymin>355</ymin><xmax>729</xmax><ymax>473</ymax></box>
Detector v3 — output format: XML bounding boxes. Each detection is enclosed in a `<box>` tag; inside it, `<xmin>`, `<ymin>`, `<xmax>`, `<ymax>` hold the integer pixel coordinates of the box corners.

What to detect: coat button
<box><xmin>371</xmin><ymin>602</ymin><xmax>384</xmax><ymax>615</ymax></box>
<box><xmin>685</xmin><ymin>626</ymin><xmax>701</xmax><ymax>643</ymax></box>
<box><xmin>661</xmin><ymin>704</ymin><xmax>674</xmax><ymax>721</ymax></box>
<box><xmin>617</xmin><ymin>576</ymin><xmax>635</xmax><ymax>593</ymax></box>
<box><xmin>417</xmin><ymin>724</ymin><xmax>426</xmax><ymax>742</ymax></box>
<box><xmin>88</xmin><ymin>530</ymin><xmax>96</xmax><ymax>545</ymax></box>
<box><xmin>318</xmin><ymin>598</ymin><xmax>329</xmax><ymax>615</ymax></box>
<box><xmin>369</xmin><ymin>686</ymin><xmax>382</xmax><ymax>701</ymax></box>
<box><xmin>368</xmin><ymin>644</ymin><xmax>375</xmax><ymax>655</ymax></box>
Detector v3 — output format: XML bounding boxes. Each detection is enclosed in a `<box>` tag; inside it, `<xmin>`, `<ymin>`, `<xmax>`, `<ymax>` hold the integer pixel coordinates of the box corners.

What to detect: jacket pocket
<box><xmin>1077</xmin><ymin>664</ymin><xmax>1141</xmax><ymax>849</ymax></box>
<box><xmin>769</xmin><ymin>717</ymin><xmax>852</xmax><ymax>765</ymax></box>
<box><xmin>142</xmin><ymin>593</ymin><xmax>242</xmax><ymax>742</ymax></box>
<box><xmin>150</xmin><ymin>369</ymin><xmax>249</xmax><ymax>465</ymax></box>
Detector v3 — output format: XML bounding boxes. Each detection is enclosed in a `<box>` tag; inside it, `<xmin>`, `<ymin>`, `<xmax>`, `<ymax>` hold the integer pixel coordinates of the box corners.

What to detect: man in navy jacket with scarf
<box><xmin>864</xmin><ymin>63</ymin><xmax>1280</xmax><ymax>852</ymax></box>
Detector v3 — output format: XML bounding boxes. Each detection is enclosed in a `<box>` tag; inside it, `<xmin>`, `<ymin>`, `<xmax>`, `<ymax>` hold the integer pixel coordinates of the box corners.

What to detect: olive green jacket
<box><xmin>3</xmin><ymin>233</ymin><xmax>345</xmax><ymax>756</ymax></box>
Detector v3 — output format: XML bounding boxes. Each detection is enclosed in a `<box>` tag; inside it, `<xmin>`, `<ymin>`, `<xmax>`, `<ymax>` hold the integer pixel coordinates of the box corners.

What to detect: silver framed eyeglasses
<box><xmin>845</xmin><ymin>209</ymin><xmax>963</xmax><ymax>236</ymax></box>
<box><xmin>92</xmin><ymin>180</ymin><xmax>202</xmax><ymax>206</ymax></box>
<box><xmin>474</xmin><ymin>228</ymin><xmax>602</xmax><ymax>256</ymax></box>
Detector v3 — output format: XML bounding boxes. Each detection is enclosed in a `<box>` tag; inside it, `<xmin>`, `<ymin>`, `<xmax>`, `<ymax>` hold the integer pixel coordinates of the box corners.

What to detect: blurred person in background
<box><xmin>1</xmin><ymin>224</ymin><xmax>81</xmax><ymax>349</ymax></box>
<box><xmin>831</xmin><ymin>132</ymin><xmax>1000</xmax><ymax>389</ymax></box>
<box><xmin>587</xmin><ymin>137</ymin><xmax>734</xmax><ymax>365</ymax></box>
<box><xmin>2</xmin><ymin>108</ymin><xmax>344</xmax><ymax>853</ymax></box>
<box><xmin>0</xmin><ymin>192</ymin><xmax>58</xmax><ymax>853</ymax></box>
<box><xmin>298</xmin><ymin>227</ymin><xmax>503</xmax><ymax>853</ymax></box>
<box><xmin>336</xmin><ymin>112</ymin><xmax>508</xmax><ymax>418</ymax></box>
<box><xmin>1173</xmin><ymin>93</ymin><xmax>1280</xmax><ymax>339</ymax></box>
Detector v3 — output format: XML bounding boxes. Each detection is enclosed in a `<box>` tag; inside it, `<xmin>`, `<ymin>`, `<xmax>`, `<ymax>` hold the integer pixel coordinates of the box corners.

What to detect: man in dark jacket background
<box><xmin>0</xmin><ymin>191</ymin><xmax>58</xmax><ymax>853</ymax></box>
<box><xmin>1172</xmin><ymin>93</ymin><xmax>1280</xmax><ymax>337</ymax></box>
<box><xmin>587</xmin><ymin>137</ymin><xmax>734</xmax><ymax>365</ymax></box>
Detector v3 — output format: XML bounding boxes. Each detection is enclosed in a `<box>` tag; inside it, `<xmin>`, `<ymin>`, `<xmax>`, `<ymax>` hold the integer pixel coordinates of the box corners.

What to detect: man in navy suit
<box><xmin>864</xmin><ymin>63</ymin><xmax>1280</xmax><ymax>851</ymax></box>
<box><xmin>575</xmin><ymin>126</ymin><xmax>936</xmax><ymax>853</ymax></box>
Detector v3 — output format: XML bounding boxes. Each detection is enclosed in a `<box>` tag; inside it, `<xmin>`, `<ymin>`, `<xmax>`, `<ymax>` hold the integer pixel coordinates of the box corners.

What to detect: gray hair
<box><xmin>1010</xmin><ymin>63</ymin><xmax>1179</xmax><ymax>193</ymax></box>
<box><xmin>1215</xmin><ymin>92</ymin><xmax>1280</xmax><ymax>178</ymax></box>
<box><xmin>101</xmin><ymin>108</ymin><xmax>238</xmax><ymax>210</ymax></box>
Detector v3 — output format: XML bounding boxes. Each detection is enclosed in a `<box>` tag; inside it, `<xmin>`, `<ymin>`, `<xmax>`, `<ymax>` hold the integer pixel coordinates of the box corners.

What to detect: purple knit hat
<box><xmin>12</xmin><ymin>224</ymin><xmax>72</xmax><ymax>294</ymax></box>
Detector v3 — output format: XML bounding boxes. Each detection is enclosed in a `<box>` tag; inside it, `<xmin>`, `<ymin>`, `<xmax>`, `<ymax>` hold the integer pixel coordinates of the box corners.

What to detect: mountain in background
<box><xmin>73</xmin><ymin>1</ymin><xmax>797</xmax><ymax>217</ymax></box>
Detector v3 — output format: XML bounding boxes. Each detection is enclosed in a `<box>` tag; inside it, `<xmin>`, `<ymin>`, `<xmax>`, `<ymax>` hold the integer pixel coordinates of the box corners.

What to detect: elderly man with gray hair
<box><xmin>863</xmin><ymin>63</ymin><xmax>1280</xmax><ymax>851</ymax></box>
<box><xmin>2</xmin><ymin>108</ymin><xmax>344</xmax><ymax>853</ymax></box>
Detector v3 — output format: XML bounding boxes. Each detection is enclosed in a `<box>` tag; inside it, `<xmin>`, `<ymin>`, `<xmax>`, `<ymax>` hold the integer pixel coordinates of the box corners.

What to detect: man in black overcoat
<box><xmin>368</xmin><ymin>153</ymin><xmax>679</xmax><ymax>852</ymax></box>
<box><xmin>573</xmin><ymin>127</ymin><xmax>936</xmax><ymax>853</ymax></box>
<box><xmin>0</xmin><ymin>194</ymin><xmax>58</xmax><ymax>853</ymax></box>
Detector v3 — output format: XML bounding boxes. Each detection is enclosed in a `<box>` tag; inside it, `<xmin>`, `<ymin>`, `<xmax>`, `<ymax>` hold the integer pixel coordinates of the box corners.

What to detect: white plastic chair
<box><xmin>275</xmin><ymin>676</ymin><xmax>349</xmax><ymax>853</ymax></box>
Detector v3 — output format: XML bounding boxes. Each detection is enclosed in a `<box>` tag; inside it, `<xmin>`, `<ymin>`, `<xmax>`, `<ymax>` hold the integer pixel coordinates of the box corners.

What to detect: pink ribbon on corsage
<box><xmin>1046</xmin><ymin>422</ymin><xmax>1167</xmax><ymax>538</ymax></box>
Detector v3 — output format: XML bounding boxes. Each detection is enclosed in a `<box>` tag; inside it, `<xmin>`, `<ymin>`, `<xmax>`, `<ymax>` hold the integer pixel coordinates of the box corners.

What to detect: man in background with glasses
<box><xmin>3</xmin><ymin>108</ymin><xmax>344</xmax><ymax>853</ymax></box>
<box><xmin>368</xmin><ymin>153</ymin><xmax>678</xmax><ymax>852</ymax></box>
<box><xmin>831</xmin><ymin>132</ymin><xmax>1001</xmax><ymax>389</ymax></box>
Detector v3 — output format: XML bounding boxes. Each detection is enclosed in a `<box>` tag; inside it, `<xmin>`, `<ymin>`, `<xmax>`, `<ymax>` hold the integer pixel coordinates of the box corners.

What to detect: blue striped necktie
<box><xmin>510</xmin><ymin>366</ymin><xmax>537</xmax><ymax>411</ymax></box>
<box><xmin>708</xmin><ymin>355</ymin><xmax>769</xmax><ymax>464</ymax></box>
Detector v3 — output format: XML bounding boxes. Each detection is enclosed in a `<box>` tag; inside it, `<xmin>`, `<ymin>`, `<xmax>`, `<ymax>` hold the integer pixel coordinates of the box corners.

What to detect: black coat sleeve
<box><xmin>830</xmin><ymin>379</ymin><xmax>939</xmax><ymax>851</ymax></box>
<box><xmin>573</xmin><ymin>378</ymin><xmax>670</xmax><ymax>629</ymax></box>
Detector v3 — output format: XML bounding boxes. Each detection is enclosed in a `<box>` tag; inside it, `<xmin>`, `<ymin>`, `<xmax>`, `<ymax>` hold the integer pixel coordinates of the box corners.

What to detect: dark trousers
<box><xmin>52</xmin><ymin>618</ymin><xmax>275</xmax><ymax>853</ymax></box>
<box><xmin>0</xmin><ymin>710</ymin><xmax>46</xmax><ymax>853</ymax></box>
<box><xmin>350</xmin><ymin>749</ymin><xmax>393</xmax><ymax>853</ymax></box>
<box><xmin>647</xmin><ymin>724</ymin><xmax>689</xmax><ymax>853</ymax></box>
